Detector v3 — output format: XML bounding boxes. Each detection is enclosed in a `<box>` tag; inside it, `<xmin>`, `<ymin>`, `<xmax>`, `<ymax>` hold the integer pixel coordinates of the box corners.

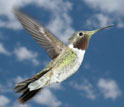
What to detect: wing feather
<box><xmin>14</xmin><ymin>9</ymin><xmax>66</xmax><ymax>59</ymax></box>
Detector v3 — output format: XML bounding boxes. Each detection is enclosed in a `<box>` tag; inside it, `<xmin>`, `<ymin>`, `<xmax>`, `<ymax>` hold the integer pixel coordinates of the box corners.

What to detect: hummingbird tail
<box><xmin>14</xmin><ymin>69</ymin><xmax>50</xmax><ymax>104</ymax></box>
<box><xmin>14</xmin><ymin>77</ymin><xmax>43</xmax><ymax>104</ymax></box>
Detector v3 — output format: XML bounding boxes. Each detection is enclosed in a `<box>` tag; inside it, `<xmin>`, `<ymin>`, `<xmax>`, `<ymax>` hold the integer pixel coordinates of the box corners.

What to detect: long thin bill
<box><xmin>87</xmin><ymin>24</ymin><xmax>114</xmax><ymax>38</ymax></box>
<box><xmin>96</xmin><ymin>24</ymin><xmax>114</xmax><ymax>32</ymax></box>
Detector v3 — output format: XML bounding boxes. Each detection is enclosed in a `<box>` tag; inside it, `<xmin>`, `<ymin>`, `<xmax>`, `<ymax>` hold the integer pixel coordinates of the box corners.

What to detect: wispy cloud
<box><xmin>14</xmin><ymin>46</ymin><xmax>40</xmax><ymax>65</ymax></box>
<box><xmin>0</xmin><ymin>43</ymin><xmax>10</xmax><ymax>56</ymax></box>
<box><xmin>0</xmin><ymin>76</ymin><xmax>28</xmax><ymax>94</ymax></box>
<box><xmin>0</xmin><ymin>19</ymin><xmax>22</xmax><ymax>30</ymax></box>
<box><xmin>13</xmin><ymin>102</ymin><xmax>31</xmax><ymax>107</ymax></box>
<box><xmin>33</xmin><ymin>79</ymin><xmax>63</xmax><ymax>106</ymax></box>
<box><xmin>86</xmin><ymin>13</ymin><xmax>112</xmax><ymax>28</ymax></box>
<box><xmin>0</xmin><ymin>95</ymin><xmax>10</xmax><ymax>106</ymax></box>
<box><xmin>0</xmin><ymin>83</ymin><xmax>12</xmax><ymax>93</ymax></box>
<box><xmin>83</xmin><ymin>0</ymin><xmax>124</xmax><ymax>28</ymax></box>
<box><xmin>48</xmin><ymin>83</ymin><xmax>63</xmax><ymax>90</ymax></box>
<box><xmin>70</xmin><ymin>78</ymin><xmax>122</xmax><ymax>100</ymax></box>
<box><xmin>70</xmin><ymin>80</ymin><xmax>96</xmax><ymax>100</ymax></box>
<box><xmin>98</xmin><ymin>78</ymin><xmax>122</xmax><ymax>100</ymax></box>
<box><xmin>0</xmin><ymin>0</ymin><xmax>37</xmax><ymax>30</ymax></box>
<box><xmin>14</xmin><ymin>76</ymin><xmax>26</xmax><ymax>83</ymax></box>
<box><xmin>0</xmin><ymin>42</ymin><xmax>40</xmax><ymax>66</ymax></box>
<box><xmin>0</xmin><ymin>0</ymin><xmax>74</xmax><ymax>43</ymax></box>
<box><xmin>84</xmin><ymin>0</ymin><xmax>124</xmax><ymax>16</ymax></box>
<box><xmin>46</xmin><ymin>2</ymin><xmax>74</xmax><ymax>43</ymax></box>
<box><xmin>84</xmin><ymin>63</ymin><xmax>91</xmax><ymax>70</ymax></box>
<box><xmin>34</xmin><ymin>88</ymin><xmax>62</xmax><ymax>107</ymax></box>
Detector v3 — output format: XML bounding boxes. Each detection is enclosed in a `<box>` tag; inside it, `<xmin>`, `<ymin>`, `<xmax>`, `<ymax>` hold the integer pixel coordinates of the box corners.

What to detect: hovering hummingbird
<box><xmin>14</xmin><ymin>9</ymin><xmax>113</xmax><ymax>104</ymax></box>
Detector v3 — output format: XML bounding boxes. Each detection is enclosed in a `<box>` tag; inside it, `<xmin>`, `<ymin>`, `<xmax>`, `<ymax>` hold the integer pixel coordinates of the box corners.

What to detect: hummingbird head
<box><xmin>69</xmin><ymin>25</ymin><xmax>114</xmax><ymax>50</ymax></box>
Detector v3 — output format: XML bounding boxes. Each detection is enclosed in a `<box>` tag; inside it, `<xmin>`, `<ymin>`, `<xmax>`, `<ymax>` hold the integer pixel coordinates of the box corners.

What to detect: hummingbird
<box><xmin>14</xmin><ymin>9</ymin><xmax>113</xmax><ymax>104</ymax></box>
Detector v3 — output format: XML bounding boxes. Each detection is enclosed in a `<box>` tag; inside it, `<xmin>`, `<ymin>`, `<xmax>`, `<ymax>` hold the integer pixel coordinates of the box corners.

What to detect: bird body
<box><xmin>13</xmin><ymin>9</ymin><xmax>113</xmax><ymax>104</ymax></box>
<box><xmin>28</xmin><ymin>45</ymin><xmax>85</xmax><ymax>91</ymax></box>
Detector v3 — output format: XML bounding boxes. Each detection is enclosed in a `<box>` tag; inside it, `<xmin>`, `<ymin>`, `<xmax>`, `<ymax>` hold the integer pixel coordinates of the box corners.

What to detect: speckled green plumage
<box><xmin>34</xmin><ymin>48</ymin><xmax>76</xmax><ymax>77</ymax></box>
<box><xmin>56</xmin><ymin>48</ymin><xmax>77</xmax><ymax>69</ymax></box>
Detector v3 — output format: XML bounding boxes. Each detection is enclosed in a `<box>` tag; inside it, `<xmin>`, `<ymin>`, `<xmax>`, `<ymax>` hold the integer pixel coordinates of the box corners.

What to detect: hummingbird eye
<box><xmin>78</xmin><ymin>32</ymin><xmax>84</xmax><ymax>36</ymax></box>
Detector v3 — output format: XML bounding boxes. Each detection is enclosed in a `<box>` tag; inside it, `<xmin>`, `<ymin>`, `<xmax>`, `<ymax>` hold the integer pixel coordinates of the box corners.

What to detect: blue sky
<box><xmin>0</xmin><ymin>0</ymin><xmax>124</xmax><ymax>107</ymax></box>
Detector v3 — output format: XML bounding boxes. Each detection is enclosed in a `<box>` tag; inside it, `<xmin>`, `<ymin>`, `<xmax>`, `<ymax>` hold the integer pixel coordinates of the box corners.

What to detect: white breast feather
<box><xmin>67</xmin><ymin>44</ymin><xmax>85</xmax><ymax>74</ymax></box>
<box><xmin>52</xmin><ymin>44</ymin><xmax>86</xmax><ymax>82</ymax></box>
<box><xmin>68</xmin><ymin>44</ymin><xmax>85</xmax><ymax>63</ymax></box>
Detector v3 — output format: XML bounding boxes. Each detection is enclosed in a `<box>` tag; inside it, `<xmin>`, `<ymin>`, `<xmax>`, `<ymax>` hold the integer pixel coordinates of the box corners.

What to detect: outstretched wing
<box><xmin>14</xmin><ymin>9</ymin><xmax>66</xmax><ymax>59</ymax></box>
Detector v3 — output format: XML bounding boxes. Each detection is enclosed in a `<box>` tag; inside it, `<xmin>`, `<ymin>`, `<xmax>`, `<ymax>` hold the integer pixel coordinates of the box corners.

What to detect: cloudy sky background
<box><xmin>0</xmin><ymin>0</ymin><xmax>124</xmax><ymax>107</ymax></box>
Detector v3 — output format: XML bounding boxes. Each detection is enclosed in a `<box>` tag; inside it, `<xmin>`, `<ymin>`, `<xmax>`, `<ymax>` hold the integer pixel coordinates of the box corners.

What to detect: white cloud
<box><xmin>0</xmin><ymin>19</ymin><xmax>22</xmax><ymax>30</ymax></box>
<box><xmin>49</xmin><ymin>83</ymin><xmax>63</xmax><ymax>90</ymax></box>
<box><xmin>84</xmin><ymin>0</ymin><xmax>124</xmax><ymax>16</ymax></box>
<box><xmin>0</xmin><ymin>43</ymin><xmax>10</xmax><ymax>56</ymax></box>
<box><xmin>47</xmin><ymin>10</ymin><xmax>74</xmax><ymax>43</ymax></box>
<box><xmin>83</xmin><ymin>0</ymin><xmax>124</xmax><ymax>28</ymax></box>
<box><xmin>86</xmin><ymin>13</ymin><xmax>112</xmax><ymax>28</ymax></box>
<box><xmin>14</xmin><ymin>46</ymin><xmax>39</xmax><ymax>65</ymax></box>
<box><xmin>0</xmin><ymin>0</ymin><xmax>74</xmax><ymax>43</ymax></box>
<box><xmin>0</xmin><ymin>76</ymin><xmax>27</xmax><ymax>94</ymax></box>
<box><xmin>117</xmin><ymin>19</ymin><xmax>124</xmax><ymax>28</ymax></box>
<box><xmin>13</xmin><ymin>102</ymin><xmax>31</xmax><ymax>107</ymax></box>
<box><xmin>14</xmin><ymin>47</ymin><xmax>37</xmax><ymax>60</ymax></box>
<box><xmin>34</xmin><ymin>88</ymin><xmax>62</xmax><ymax>107</ymax></box>
<box><xmin>14</xmin><ymin>76</ymin><xmax>25</xmax><ymax>83</ymax></box>
<box><xmin>98</xmin><ymin>78</ymin><xmax>122</xmax><ymax>100</ymax></box>
<box><xmin>34</xmin><ymin>82</ymin><xmax>63</xmax><ymax>107</ymax></box>
<box><xmin>0</xmin><ymin>0</ymin><xmax>34</xmax><ymax>30</ymax></box>
<box><xmin>71</xmin><ymin>80</ymin><xmax>96</xmax><ymax>100</ymax></box>
<box><xmin>0</xmin><ymin>95</ymin><xmax>10</xmax><ymax>106</ymax></box>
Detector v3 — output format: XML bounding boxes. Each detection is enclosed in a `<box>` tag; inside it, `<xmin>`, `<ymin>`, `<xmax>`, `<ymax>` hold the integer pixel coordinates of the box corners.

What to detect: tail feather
<box><xmin>14</xmin><ymin>69</ymin><xmax>50</xmax><ymax>104</ymax></box>
<box><xmin>14</xmin><ymin>78</ymin><xmax>35</xmax><ymax>93</ymax></box>
<box><xmin>18</xmin><ymin>88</ymin><xmax>41</xmax><ymax>104</ymax></box>
<box><xmin>14</xmin><ymin>77</ymin><xmax>42</xmax><ymax>104</ymax></box>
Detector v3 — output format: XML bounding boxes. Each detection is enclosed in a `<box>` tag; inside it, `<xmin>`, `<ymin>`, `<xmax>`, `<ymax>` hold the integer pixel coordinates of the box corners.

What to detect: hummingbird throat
<box><xmin>73</xmin><ymin>38</ymin><xmax>89</xmax><ymax>50</ymax></box>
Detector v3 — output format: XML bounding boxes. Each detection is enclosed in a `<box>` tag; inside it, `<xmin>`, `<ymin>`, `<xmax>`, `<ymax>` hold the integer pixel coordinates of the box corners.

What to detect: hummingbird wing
<box><xmin>14</xmin><ymin>9</ymin><xmax>66</xmax><ymax>59</ymax></box>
